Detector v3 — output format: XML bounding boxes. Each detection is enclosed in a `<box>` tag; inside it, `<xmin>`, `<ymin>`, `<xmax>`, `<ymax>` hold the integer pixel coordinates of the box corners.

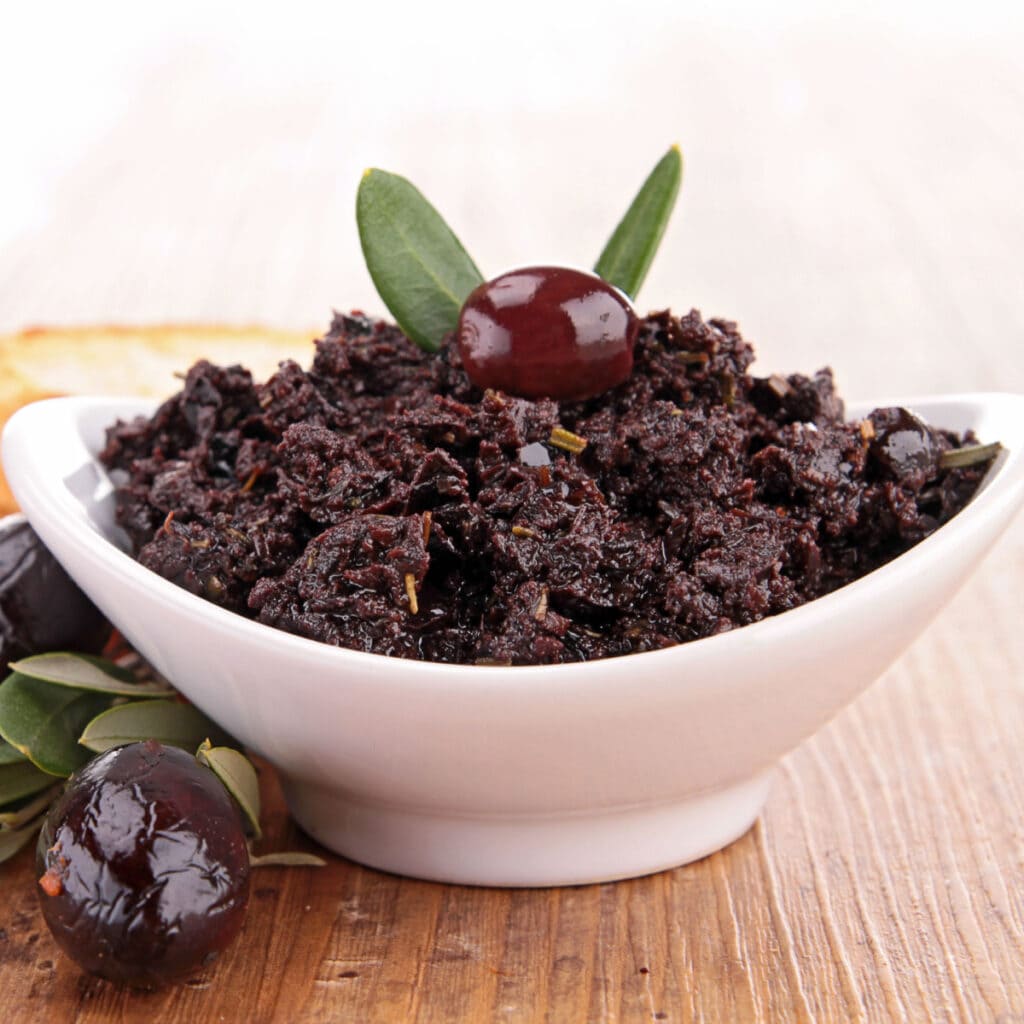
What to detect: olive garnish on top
<box><xmin>457</xmin><ymin>266</ymin><xmax>639</xmax><ymax>401</ymax></box>
<box><xmin>357</xmin><ymin>146</ymin><xmax>682</xmax><ymax>400</ymax></box>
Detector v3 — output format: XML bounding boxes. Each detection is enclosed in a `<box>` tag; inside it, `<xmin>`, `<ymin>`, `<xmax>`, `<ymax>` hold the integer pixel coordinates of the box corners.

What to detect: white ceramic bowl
<box><xmin>4</xmin><ymin>393</ymin><xmax>1023</xmax><ymax>886</ymax></box>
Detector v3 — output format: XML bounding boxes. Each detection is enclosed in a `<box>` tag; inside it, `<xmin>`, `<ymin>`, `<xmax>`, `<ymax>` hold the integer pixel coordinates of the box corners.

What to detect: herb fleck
<box><xmin>548</xmin><ymin>427</ymin><xmax>588</xmax><ymax>455</ymax></box>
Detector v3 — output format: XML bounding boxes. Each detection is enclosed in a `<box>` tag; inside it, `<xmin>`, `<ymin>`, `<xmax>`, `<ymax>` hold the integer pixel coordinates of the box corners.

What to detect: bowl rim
<box><xmin>3</xmin><ymin>391</ymin><xmax>1023</xmax><ymax>689</ymax></box>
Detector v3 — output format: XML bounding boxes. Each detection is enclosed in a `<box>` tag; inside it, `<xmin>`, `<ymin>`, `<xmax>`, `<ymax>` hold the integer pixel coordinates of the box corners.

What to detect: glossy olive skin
<box><xmin>36</xmin><ymin>741</ymin><xmax>250</xmax><ymax>989</ymax></box>
<box><xmin>0</xmin><ymin>517</ymin><xmax>110</xmax><ymax>675</ymax></box>
<box><xmin>867</xmin><ymin>407</ymin><xmax>941</xmax><ymax>489</ymax></box>
<box><xmin>457</xmin><ymin>267</ymin><xmax>639</xmax><ymax>401</ymax></box>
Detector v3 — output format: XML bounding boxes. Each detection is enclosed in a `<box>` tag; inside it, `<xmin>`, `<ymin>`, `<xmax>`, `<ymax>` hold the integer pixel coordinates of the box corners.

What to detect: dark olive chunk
<box><xmin>868</xmin><ymin>407</ymin><xmax>941</xmax><ymax>487</ymax></box>
<box><xmin>36</xmin><ymin>741</ymin><xmax>250</xmax><ymax>989</ymax></box>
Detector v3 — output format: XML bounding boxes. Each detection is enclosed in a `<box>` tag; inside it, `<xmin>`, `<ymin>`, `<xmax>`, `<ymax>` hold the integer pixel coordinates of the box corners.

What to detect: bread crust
<box><xmin>0</xmin><ymin>323</ymin><xmax>315</xmax><ymax>514</ymax></box>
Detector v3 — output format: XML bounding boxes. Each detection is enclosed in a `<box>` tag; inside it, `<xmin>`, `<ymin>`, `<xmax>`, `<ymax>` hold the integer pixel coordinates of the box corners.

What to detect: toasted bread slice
<box><xmin>0</xmin><ymin>323</ymin><xmax>316</xmax><ymax>514</ymax></box>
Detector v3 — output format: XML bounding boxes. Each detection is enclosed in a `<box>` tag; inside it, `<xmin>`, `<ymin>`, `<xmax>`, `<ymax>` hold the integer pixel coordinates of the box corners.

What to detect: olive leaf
<box><xmin>594</xmin><ymin>145</ymin><xmax>683</xmax><ymax>299</ymax></box>
<box><xmin>0</xmin><ymin>673</ymin><xmax>113</xmax><ymax>776</ymax></box>
<box><xmin>357</xmin><ymin>168</ymin><xmax>484</xmax><ymax>353</ymax></box>
<box><xmin>0</xmin><ymin>813</ymin><xmax>46</xmax><ymax>866</ymax></box>
<box><xmin>0</xmin><ymin>783</ymin><xmax>61</xmax><ymax>829</ymax></box>
<box><xmin>0</xmin><ymin>737</ymin><xmax>27</xmax><ymax>765</ymax></box>
<box><xmin>250</xmin><ymin>852</ymin><xmax>326</xmax><ymax>868</ymax></box>
<box><xmin>196</xmin><ymin>739</ymin><xmax>261</xmax><ymax>839</ymax></box>
<box><xmin>0</xmin><ymin>759</ymin><xmax>58</xmax><ymax>804</ymax></box>
<box><xmin>79</xmin><ymin>700</ymin><xmax>234</xmax><ymax>754</ymax></box>
<box><xmin>10</xmin><ymin>652</ymin><xmax>173</xmax><ymax>697</ymax></box>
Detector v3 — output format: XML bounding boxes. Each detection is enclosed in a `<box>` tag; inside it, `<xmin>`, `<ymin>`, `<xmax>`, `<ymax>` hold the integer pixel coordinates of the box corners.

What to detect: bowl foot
<box><xmin>280</xmin><ymin>770</ymin><xmax>774</xmax><ymax>887</ymax></box>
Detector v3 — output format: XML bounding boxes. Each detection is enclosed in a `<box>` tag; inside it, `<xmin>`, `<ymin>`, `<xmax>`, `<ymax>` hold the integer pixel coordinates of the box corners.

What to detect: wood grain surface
<box><xmin>1</xmin><ymin>11</ymin><xmax>1022</xmax><ymax>1022</ymax></box>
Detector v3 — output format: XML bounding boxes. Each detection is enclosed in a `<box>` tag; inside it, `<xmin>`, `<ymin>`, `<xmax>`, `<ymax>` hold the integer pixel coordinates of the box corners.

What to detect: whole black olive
<box><xmin>0</xmin><ymin>516</ymin><xmax>110</xmax><ymax>675</ymax></box>
<box><xmin>36</xmin><ymin>741</ymin><xmax>250</xmax><ymax>988</ymax></box>
<box><xmin>457</xmin><ymin>266</ymin><xmax>639</xmax><ymax>401</ymax></box>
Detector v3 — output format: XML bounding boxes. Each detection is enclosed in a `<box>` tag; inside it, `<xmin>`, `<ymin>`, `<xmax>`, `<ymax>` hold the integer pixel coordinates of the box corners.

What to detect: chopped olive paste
<box><xmin>101</xmin><ymin>311</ymin><xmax>991</xmax><ymax>664</ymax></box>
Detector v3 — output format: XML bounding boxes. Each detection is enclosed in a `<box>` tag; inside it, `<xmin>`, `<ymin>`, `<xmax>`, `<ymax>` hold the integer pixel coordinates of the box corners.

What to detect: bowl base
<box><xmin>281</xmin><ymin>770</ymin><xmax>774</xmax><ymax>887</ymax></box>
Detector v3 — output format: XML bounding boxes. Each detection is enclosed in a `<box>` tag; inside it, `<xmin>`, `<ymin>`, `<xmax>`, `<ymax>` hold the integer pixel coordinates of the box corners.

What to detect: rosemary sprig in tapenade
<box><xmin>939</xmin><ymin>441</ymin><xmax>1002</xmax><ymax>469</ymax></box>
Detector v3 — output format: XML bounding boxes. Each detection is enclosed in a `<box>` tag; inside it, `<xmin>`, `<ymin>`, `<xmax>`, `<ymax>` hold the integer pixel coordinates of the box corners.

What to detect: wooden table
<box><xmin>1</xmin><ymin>12</ymin><xmax>1022</xmax><ymax>1020</ymax></box>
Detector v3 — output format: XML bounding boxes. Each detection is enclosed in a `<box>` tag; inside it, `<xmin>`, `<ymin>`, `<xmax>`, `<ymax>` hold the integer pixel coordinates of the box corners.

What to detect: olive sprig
<box><xmin>357</xmin><ymin>145</ymin><xmax>684</xmax><ymax>353</ymax></box>
<box><xmin>0</xmin><ymin>651</ymin><xmax>322</xmax><ymax>867</ymax></box>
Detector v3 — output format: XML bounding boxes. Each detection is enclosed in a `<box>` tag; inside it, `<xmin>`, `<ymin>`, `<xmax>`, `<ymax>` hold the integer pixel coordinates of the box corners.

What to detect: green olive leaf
<box><xmin>250</xmin><ymin>852</ymin><xmax>327</xmax><ymax>868</ymax></box>
<box><xmin>9</xmin><ymin>653</ymin><xmax>173</xmax><ymax>697</ymax></box>
<box><xmin>0</xmin><ymin>783</ymin><xmax>62</xmax><ymax>829</ymax></box>
<box><xmin>0</xmin><ymin>673</ymin><xmax>113</xmax><ymax>776</ymax></box>
<box><xmin>357</xmin><ymin>168</ymin><xmax>484</xmax><ymax>353</ymax></box>
<box><xmin>0</xmin><ymin>759</ymin><xmax>58</xmax><ymax>804</ymax></box>
<box><xmin>0</xmin><ymin>813</ymin><xmax>46</xmax><ymax>866</ymax></box>
<box><xmin>594</xmin><ymin>145</ymin><xmax>683</xmax><ymax>299</ymax></box>
<box><xmin>0</xmin><ymin>737</ymin><xmax>27</xmax><ymax>765</ymax></box>
<box><xmin>79</xmin><ymin>700</ymin><xmax>234</xmax><ymax>754</ymax></box>
<box><xmin>196</xmin><ymin>739</ymin><xmax>261</xmax><ymax>839</ymax></box>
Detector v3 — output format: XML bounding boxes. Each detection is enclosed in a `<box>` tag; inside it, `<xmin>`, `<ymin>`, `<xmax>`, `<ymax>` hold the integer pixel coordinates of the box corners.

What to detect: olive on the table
<box><xmin>36</xmin><ymin>741</ymin><xmax>250</xmax><ymax>989</ymax></box>
<box><xmin>0</xmin><ymin>516</ymin><xmax>110</xmax><ymax>675</ymax></box>
<box><xmin>457</xmin><ymin>266</ymin><xmax>639</xmax><ymax>401</ymax></box>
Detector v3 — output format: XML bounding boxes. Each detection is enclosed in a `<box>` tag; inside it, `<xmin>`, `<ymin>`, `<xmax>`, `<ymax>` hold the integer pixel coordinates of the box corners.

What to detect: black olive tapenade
<box><xmin>100</xmin><ymin>310</ymin><xmax>993</xmax><ymax>665</ymax></box>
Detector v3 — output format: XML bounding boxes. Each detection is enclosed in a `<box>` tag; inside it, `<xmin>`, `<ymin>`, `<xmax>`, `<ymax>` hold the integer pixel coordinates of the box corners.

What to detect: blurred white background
<box><xmin>1</xmin><ymin>0</ymin><xmax>1022</xmax><ymax>398</ymax></box>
